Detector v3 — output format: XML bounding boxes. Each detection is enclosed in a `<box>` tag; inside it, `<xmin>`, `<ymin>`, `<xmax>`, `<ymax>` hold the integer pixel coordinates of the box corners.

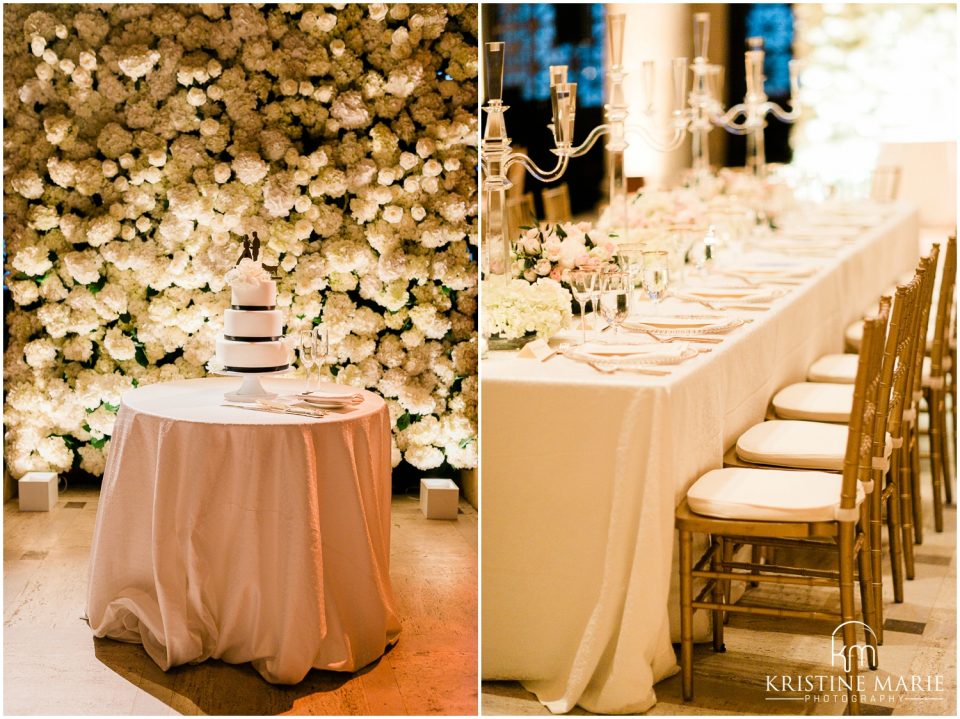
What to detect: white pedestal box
<box><xmin>419</xmin><ymin>478</ymin><xmax>459</xmax><ymax>520</ymax></box>
<box><xmin>18</xmin><ymin>472</ymin><xmax>58</xmax><ymax>512</ymax></box>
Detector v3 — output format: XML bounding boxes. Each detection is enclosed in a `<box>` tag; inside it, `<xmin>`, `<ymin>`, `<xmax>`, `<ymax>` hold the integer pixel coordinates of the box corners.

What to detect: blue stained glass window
<box><xmin>746</xmin><ymin>3</ymin><xmax>794</xmax><ymax>96</ymax></box>
<box><xmin>496</xmin><ymin>4</ymin><xmax>605</xmax><ymax>108</ymax></box>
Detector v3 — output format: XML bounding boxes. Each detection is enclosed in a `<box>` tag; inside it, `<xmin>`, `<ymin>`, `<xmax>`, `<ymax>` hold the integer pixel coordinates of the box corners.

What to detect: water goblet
<box><xmin>599</xmin><ymin>272</ymin><xmax>631</xmax><ymax>338</ymax></box>
<box><xmin>298</xmin><ymin>329</ymin><xmax>317</xmax><ymax>388</ymax></box>
<box><xmin>565</xmin><ymin>268</ymin><xmax>599</xmax><ymax>345</ymax></box>
<box><xmin>642</xmin><ymin>251</ymin><xmax>670</xmax><ymax>314</ymax></box>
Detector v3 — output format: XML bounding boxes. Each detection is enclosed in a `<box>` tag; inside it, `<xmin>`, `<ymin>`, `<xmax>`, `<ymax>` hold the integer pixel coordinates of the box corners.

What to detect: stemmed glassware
<box><xmin>565</xmin><ymin>269</ymin><xmax>599</xmax><ymax>345</ymax></box>
<box><xmin>312</xmin><ymin>325</ymin><xmax>329</xmax><ymax>383</ymax></box>
<box><xmin>599</xmin><ymin>272</ymin><xmax>631</xmax><ymax>338</ymax></box>
<box><xmin>642</xmin><ymin>251</ymin><xmax>670</xmax><ymax>314</ymax></box>
<box><xmin>298</xmin><ymin>329</ymin><xmax>317</xmax><ymax>387</ymax></box>
<box><xmin>615</xmin><ymin>243</ymin><xmax>645</xmax><ymax>313</ymax></box>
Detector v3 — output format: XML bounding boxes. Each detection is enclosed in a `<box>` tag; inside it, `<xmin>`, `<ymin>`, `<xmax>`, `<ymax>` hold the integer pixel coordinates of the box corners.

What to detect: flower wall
<box><xmin>3</xmin><ymin>3</ymin><xmax>479</xmax><ymax>478</ymax></box>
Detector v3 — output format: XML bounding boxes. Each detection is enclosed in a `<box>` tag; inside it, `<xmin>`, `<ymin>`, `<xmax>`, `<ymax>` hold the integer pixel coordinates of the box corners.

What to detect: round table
<box><xmin>86</xmin><ymin>377</ymin><xmax>400</xmax><ymax>684</ymax></box>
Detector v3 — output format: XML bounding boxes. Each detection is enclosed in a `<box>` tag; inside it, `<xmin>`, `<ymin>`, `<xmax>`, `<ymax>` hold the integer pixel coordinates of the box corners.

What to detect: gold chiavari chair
<box><xmin>903</xmin><ymin>246</ymin><xmax>941</xmax><ymax>546</ymax></box>
<box><xmin>541</xmin><ymin>183</ymin><xmax>572</xmax><ymax>223</ymax></box>
<box><xmin>676</xmin><ymin>315</ymin><xmax>887</xmax><ymax>713</ymax></box>
<box><xmin>724</xmin><ymin>284</ymin><xmax>920</xmax><ymax>640</ymax></box>
<box><xmin>775</xmin><ymin>248</ymin><xmax>941</xmax><ymax>553</ymax></box>
<box><xmin>921</xmin><ymin>234</ymin><xmax>956</xmax><ymax>532</ymax></box>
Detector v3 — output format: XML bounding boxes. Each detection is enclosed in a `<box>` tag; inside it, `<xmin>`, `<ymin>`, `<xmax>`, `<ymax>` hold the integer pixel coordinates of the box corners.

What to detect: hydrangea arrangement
<box><xmin>481</xmin><ymin>277</ymin><xmax>572</xmax><ymax>342</ymax></box>
<box><xmin>511</xmin><ymin>222</ymin><xmax>617</xmax><ymax>282</ymax></box>
<box><xmin>596</xmin><ymin>187</ymin><xmax>706</xmax><ymax>242</ymax></box>
<box><xmin>4</xmin><ymin>3</ymin><xmax>479</xmax><ymax>476</ymax></box>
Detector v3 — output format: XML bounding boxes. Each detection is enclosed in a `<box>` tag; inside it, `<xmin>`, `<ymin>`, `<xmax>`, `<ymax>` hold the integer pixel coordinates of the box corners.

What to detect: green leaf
<box><xmin>146</xmin><ymin>286</ymin><xmax>160</xmax><ymax>299</ymax></box>
<box><xmin>131</xmin><ymin>378</ymin><xmax>139</xmax><ymax>388</ymax></box>
<box><xmin>440</xmin><ymin>285</ymin><xmax>452</xmax><ymax>296</ymax></box>
<box><xmin>51</xmin><ymin>433</ymin><xmax>81</xmax><ymax>450</ymax></box>
<box><xmin>104</xmin><ymin>402</ymin><xmax>120</xmax><ymax>413</ymax></box>
<box><xmin>396</xmin><ymin>412</ymin><xmax>411</xmax><ymax>431</ymax></box>
<box><xmin>90</xmin><ymin>436</ymin><xmax>109</xmax><ymax>449</ymax></box>
<box><xmin>134</xmin><ymin>345</ymin><xmax>149</xmax><ymax>368</ymax></box>
<box><xmin>458</xmin><ymin>437</ymin><xmax>475</xmax><ymax>449</ymax></box>
<box><xmin>81</xmin><ymin>421</ymin><xmax>91</xmax><ymax>433</ymax></box>
<box><xmin>86</xmin><ymin>275</ymin><xmax>107</xmax><ymax>294</ymax></box>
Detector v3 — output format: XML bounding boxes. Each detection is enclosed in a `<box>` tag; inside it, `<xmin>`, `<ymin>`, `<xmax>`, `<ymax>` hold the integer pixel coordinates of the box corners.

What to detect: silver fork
<box><xmin>628</xmin><ymin>328</ymin><xmax>722</xmax><ymax>345</ymax></box>
<box><xmin>586</xmin><ymin>361</ymin><xmax>671</xmax><ymax>376</ymax></box>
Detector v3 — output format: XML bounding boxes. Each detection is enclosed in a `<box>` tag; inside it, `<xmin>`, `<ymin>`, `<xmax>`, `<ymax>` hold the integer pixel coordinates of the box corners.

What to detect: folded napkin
<box><xmin>677</xmin><ymin>286</ymin><xmax>781</xmax><ymax>304</ymax></box>
<box><xmin>570</xmin><ymin>341</ymin><xmax>693</xmax><ymax>364</ymax></box>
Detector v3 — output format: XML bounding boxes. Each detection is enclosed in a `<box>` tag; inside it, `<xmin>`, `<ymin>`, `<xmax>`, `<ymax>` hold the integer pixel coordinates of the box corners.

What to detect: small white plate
<box><xmin>675</xmin><ymin>286</ymin><xmax>782</xmax><ymax>304</ymax></box>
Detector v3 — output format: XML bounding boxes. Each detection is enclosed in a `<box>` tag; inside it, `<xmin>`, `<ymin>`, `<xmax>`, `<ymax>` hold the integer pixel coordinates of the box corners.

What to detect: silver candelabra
<box><xmin>480</xmin><ymin>42</ymin><xmax>579</xmax><ymax>277</ymax></box>
<box><xmin>713</xmin><ymin>36</ymin><xmax>802</xmax><ymax>178</ymax></box>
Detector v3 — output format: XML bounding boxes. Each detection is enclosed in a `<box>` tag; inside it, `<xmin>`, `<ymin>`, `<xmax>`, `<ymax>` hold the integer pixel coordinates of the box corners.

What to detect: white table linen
<box><xmin>481</xmin><ymin>204</ymin><xmax>919</xmax><ymax>713</ymax></box>
<box><xmin>87</xmin><ymin>377</ymin><xmax>400</xmax><ymax>684</ymax></box>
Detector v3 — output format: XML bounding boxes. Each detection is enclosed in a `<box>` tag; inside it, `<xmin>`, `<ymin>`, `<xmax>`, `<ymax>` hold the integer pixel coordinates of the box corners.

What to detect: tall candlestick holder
<box><xmin>555</xmin><ymin>13</ymin><xmax>691</xmax><ymax>245</ymax></box>
<box><xmin>712</xmin><ymin>37</ymin><xmax>801</xmax><ymax>178</ymax></box>
<box><xmin>481</xmin><ymin>42</ymin><xmax>578</xmax><ymax>278</ymax></box>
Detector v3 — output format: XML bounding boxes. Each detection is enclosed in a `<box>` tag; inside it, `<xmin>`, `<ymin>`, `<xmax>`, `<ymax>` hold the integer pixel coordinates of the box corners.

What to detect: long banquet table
<box><xmin>480</xmin><ymin>203</ymin><xmax>919</xmax><ymax>714</ymax></box>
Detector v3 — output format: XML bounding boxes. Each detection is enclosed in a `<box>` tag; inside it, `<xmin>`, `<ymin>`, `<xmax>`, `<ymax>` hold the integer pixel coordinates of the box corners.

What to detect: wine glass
<box><xmin>642</xmin><ymin>251</ymin><xmax>670</xmax><ymax>314</ymax></box>
<box><xmin>565</xmin><ymin>269</ymin><xmax>598</xmax><ymax>345</ymax></box>
<box><xmin>298</xmin><ymin>329</ymin><xmax>317</xmax><ymax>388</ymax></box>
<box><xmin>615</xmin><ymin>243</ymin><xmax>645</xmax><ymax>312</ymax></box>
<box><xmin>599</xmin><ymin>272</ymin><xmax>630</xmax><ymax>338</ymax></box>
<box><xmin>313</xmin><ymin>325</ymin><xmax>329</xmax><ymax>384</ymax></box>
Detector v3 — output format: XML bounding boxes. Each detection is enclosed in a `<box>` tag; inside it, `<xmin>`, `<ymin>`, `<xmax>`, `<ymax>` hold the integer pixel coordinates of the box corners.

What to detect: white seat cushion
<box><xmin>808</xmin><ymin>353</ymin><xmax>859</xmax><ymax>384</ymax></box>
<box><xmin>736</xmin><ymin>420</ymin><xmax>893</xmax><ymax>471</ymax></box>
<box><xmin>773</xmin><ymin>382</ymin><xmax>854</xmax><ymax>423</ymax></box>
<box><xmin>737</xmin><ymin>420</ymin><xmax>848</xmax><ymax>470</ymax></box>
<box><xmin>687</xmin><ymin>467</ymin><xmax>865</xmax><ymax>522</ymax></box>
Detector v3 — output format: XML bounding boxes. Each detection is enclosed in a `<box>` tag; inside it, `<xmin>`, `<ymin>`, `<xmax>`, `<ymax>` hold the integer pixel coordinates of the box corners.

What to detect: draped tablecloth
<box><xmin>481</xmin><ymin>204</ymin><xmax>919</xmax><ymax>713</ymax></box>
<box><xmin>86</xmin><ymin>377</ymin><xmax>400</xmax><ymax>684</ymax></box>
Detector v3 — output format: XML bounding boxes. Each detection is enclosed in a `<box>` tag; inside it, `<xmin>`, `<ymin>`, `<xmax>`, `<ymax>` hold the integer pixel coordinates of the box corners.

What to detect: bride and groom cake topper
<box><xmin>236</xmin><ymin>232</ymin><xmax>278</xmax><ymax>276</ymax></box>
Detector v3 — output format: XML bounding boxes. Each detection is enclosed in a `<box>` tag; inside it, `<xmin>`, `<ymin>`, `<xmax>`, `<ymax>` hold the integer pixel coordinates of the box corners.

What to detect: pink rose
<box><xmin>549</xmin><ymin>266</ymin><xmax>563</xmax><ymax>281</ymax></box>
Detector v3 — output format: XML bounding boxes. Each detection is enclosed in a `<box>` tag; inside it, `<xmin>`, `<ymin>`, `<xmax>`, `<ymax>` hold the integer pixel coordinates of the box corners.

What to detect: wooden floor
<box><xmin>483</xmin><ymin>431</ymin><xmax>957</xmax><ymax>716</ymax></box>
<box><xmin>3</xmin><ymin>488</ymin><xmax>478</xmax><ymax>715</ymax></box>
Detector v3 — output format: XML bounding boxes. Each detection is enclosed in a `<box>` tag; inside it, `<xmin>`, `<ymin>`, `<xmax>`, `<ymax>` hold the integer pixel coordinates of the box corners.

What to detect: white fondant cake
<box><xmin>223</xmin><ymin>309</ymin><xmax>283</xmax><ymax>339</ymax></box>
<box><xmin>231</xmin><ymin>280</ymin><xmax>277</xmax><ymax>308</ymax></box>
<box><xmin>216</xmin><ymin>337</ymin><xmax>289</xmax><ymax>369</ymax></box>
<box><xmin>215</xmin><ymin>259</ymin><xmax>289</xmax><ymax>373</ymax></box>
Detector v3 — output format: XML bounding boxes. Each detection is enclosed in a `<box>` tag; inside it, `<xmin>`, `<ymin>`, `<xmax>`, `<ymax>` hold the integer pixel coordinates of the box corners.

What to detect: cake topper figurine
<box><xmin>236</xmin><ymin>232</ymin><xmax>278</xmax><ymax>276</ymax></box>
<box><xmin>236</xmin><ymin>233</ymin><xmax>262</xmax><ymax>265</ymax></box>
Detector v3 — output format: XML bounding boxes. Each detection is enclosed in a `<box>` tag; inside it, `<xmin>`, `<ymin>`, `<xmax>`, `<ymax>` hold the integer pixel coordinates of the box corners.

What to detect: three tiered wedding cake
<box><xmin>215</xmin><ymin>253</ymin><xmax>289</xmax><ymax>373</ymax></box>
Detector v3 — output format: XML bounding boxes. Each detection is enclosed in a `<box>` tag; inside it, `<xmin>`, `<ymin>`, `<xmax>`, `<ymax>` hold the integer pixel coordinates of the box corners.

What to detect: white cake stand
<box><xmin>211</xmin><ymin>368</ymin><xmax>292</xmax><ymax>403</ymax></box>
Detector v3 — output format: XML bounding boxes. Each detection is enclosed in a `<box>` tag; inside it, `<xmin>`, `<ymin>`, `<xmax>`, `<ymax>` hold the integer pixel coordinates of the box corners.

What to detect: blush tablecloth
<box><xmin>86</xmin><ymin>377</ymin><xmax>400</xmax><ymax>684</ymax></box>
<box><xmin>480</xmin><ymin>204</ymin><xmax>919</xmax><ymax>713</ymax></box>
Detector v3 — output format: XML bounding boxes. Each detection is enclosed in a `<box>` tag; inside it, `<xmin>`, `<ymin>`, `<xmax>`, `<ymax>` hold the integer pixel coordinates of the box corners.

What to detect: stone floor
<box><xmin>482</xmin><ymin>433</ymin><xmax>957</xmax><ymax>716</ymax></box>
<box><xmin>4</xmin><ymin>488</ymin><xmax>478</xmax><ymax>715</ymax></box>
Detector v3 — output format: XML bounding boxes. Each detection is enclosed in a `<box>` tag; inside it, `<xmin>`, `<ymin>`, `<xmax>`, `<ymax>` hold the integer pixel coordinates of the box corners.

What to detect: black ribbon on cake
<box><xmin>223</xmin><ymin>335</ymin><xmax>283</xmax><ymax>342</ymax></box>
<box><xmin>230</xmin><ymin>304</ymin><xmax>276</xmax><ymax>311</ymax></box>
<box><xmin>223</xmin><ymin>364</ymin><xmax>290</xmax><ymax>373</ymax></box>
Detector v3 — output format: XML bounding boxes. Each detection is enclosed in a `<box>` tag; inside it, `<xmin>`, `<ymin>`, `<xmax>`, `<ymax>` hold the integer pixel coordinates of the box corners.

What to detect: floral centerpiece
<box><xmin>481</xmin><ymin>277</ymin><xmax>572</xmax><ymax>350</ymax></box>
<box><xmin>511</xmin><ymin>221</ymin><xmax>618</xmax><ymax>282</ymax></box>
<box><xmin>3</xmin><ymin>3</ymin><xmax>479</xmax><ymax>475</ymax></box>
<box><xmin>596</xmin><ymin>187</ymin><xmax>707</xmax><ymax>242</ymax></box>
